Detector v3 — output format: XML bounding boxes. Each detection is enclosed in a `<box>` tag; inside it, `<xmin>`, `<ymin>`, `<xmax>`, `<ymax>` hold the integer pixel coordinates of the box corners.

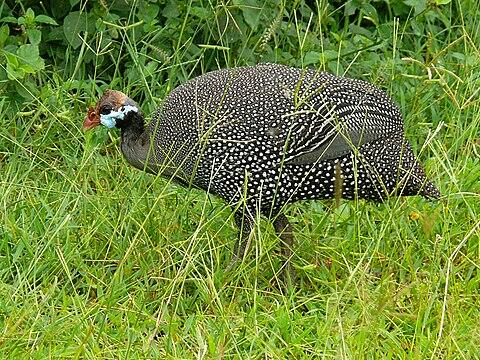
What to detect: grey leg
<box><xmin>227</xmin><ymin>210</ymin><xmax>254</xmax><ymax>270</ymax></box>
<box><xmin>273</xmin><ymin>213</ymin><xmax>296</xmax><ymax>282</ymax></box>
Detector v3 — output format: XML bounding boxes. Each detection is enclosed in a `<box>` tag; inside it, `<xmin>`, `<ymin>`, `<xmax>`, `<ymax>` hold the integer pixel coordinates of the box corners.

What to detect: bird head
<box><xmin>83</xmin><ymin>90</ymin><xmax>140</xmax><ymax>130</ymax></box>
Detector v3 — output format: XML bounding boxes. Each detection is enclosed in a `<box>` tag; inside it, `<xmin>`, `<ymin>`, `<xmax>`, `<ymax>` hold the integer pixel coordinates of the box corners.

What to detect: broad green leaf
<box><xmin>35</xmin><ymin>14</ymin><xmax>58</xmax><ymax>25</ymax></box>
<box><xmin>162</xmin><ymin>0</ymin><xmax>180</xmax><ymax>18</ymax></box>
<box><xmin>137</xmin><ymin>3</ymin><xmax>159</xmax><ymax>23</ymax></box>
<box><xmin>17</xmin><ymin>44</ymin><xmax>45</xmax><ymax>72</ymax></box>
<box><xmin>361</xmin><ymin>3</ymin><xmax>379</xmax><ymax>25</ymax></box>
<box><xmin>233</xmin><ymin>0</ymin><xmax>261</xmax><ymax>29</ymax></box>
<box><xmin>6</xmin><ymin>61</ymin><xmax>25</xmax><ymax>80</ymax></box>
<box><xmin>403</xmin><ymin>0</ymin><xmax>427</xmax><ymax>15</ymax></box>
<box><xmin>349</xmin><ymin>24</ymin><xmax>373</xmax><ymax>39</ymax></box>
<box><xmin>27</xmin><ymin>28</ymin><xmax>42</xmax><ymax>45</ymax></box>
<box><xmin>24</xmin><ymin>8</ymin><xmax>36</xmax><ymax>26</ymax></box>
<box><xmin>16</xmin><ymin>78</ymin><xmax>38</xmax><ymax>100</ymax></box>
<box><xmin>242</xmin><ymin>7</ymin><xmax>260</xmax><ymax>29</ymax></box>
<box><xmin>4</xmin><ymin>52</ymin><xmax>19</xmax><ymax>67</ymax></box>
<box><xmin>410</xmin><ymin>19</ymin><xmax>425</xmax><ymax>36</ymax></box>
<box><xmin>190</xmin><ymin>6</ymin><xmax>210</xmax><ymax>20</ymax></box>
<box><xmin>63</xmin><ymin>11</ymin><xmax>96</xmax><ymax>49</ymax></box>
<box><xmin>435</xmin><ymin>0</ymin><xmax>451</xmax><ymax>4</ymax></box>
<box><xmin>344</xmin><ymin>0</ymin><xmax>362</xmax><ymax>16</ymax></box>
<box><xmin>323</xmin><ymin>50</ymin><xmax>339</xmax><ymax>61</ymax></box>
<box><xmin>145</xmin><ymin>61</ymin><xmax>158</xmax><ymax>76</ymax></box>
<box><xmin>303</xmin><ymin>51</ymin><xmax>321</xmax><ymax>66</ymax></box>
<box><xmin>0</xmin><ymin>66</ymin><xmax>6</xmax><ymax>81</ymax></box>
<box><xmin>0</xmin><ymin>16</ymin><xmax>17</xmax><ymax>23</ymax></box>
<box><xmin>0</xmin><ymin>25</ymin><xmax>9</xmax><ymax>47</ymax></box>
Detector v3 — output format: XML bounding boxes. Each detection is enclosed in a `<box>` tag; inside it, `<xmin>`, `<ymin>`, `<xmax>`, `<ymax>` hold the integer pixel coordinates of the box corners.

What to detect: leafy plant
<box><xmin>0</xmin><ymin>7</ymin><xmax>57</xmax><ymax>97</ymax></box>
<box><xmin>0</xmin><ymin>0</ymin><xmax>463</xmax><ymax>113</ymax></box>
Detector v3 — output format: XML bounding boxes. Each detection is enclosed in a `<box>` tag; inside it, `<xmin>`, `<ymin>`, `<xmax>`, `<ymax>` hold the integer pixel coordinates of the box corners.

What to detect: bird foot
<box><xmin>274</xmin><ymin>213</ymin><xmax>297</xmax><ymax>285</ymax></box>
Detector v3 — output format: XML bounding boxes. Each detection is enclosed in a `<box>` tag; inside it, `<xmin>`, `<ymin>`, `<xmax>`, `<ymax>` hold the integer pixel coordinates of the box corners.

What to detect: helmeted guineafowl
<box><xmin>84</xmin><ymin>63</ymin><xmax>440</xmax><ymax>269</ymax></box>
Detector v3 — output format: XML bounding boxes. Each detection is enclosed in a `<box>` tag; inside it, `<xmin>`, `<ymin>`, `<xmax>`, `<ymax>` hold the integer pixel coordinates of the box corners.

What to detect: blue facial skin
<box><xmin>100</xmin><ymin>105</ymin><xmax>138</xmax><ymax>128</ymax></box>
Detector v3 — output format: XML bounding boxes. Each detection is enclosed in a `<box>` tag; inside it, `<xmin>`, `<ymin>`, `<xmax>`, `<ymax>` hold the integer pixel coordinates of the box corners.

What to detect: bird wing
<box><xmin>279</xmin><ymin>76</ymin><xmax>404</xmax><ymax>165</ymax></box>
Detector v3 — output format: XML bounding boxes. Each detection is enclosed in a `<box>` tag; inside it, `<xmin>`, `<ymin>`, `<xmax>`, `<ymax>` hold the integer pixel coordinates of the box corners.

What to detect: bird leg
<box><xmin>227</xmin><ymin>210</ymin><xmax>254</xmax><ymax>271</ymax></box>
<box><xmin>273</xmin><ymin>213</ymin><xmax>296</xmax><ymax>282</ymax></box>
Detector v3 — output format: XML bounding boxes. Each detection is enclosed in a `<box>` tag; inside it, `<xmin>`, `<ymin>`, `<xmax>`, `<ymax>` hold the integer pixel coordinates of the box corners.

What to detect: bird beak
<box><xmin>83</xmin><ymin>107</ymin><xmax>100</xmax><ymax>130</ymax></box>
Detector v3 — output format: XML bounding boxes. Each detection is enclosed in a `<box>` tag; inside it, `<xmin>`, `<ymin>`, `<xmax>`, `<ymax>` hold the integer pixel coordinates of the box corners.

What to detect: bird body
<box><xmin>84</xmin><ymin>63</ymin><xmax>440</xmax><ymax>265</ymax></box>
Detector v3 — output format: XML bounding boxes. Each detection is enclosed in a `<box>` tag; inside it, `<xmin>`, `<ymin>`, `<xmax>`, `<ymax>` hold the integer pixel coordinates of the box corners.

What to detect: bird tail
<box><xmin>419</xmin><ymin>178</ymin><xmax>441</xmax><ymax>200</ymax></box>
<box><xmin>403</xmin><ymin>156</ymin><xmax>441</xmax><ymax>200</ymax></box>
<box><xmin>399</xmin><ymin>141</ymin><xmax>440</xmax><ymax>200</ymax></box>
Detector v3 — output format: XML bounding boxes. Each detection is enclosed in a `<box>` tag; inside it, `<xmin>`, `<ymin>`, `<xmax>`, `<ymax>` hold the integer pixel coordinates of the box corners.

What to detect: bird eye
<box><xmin>100</xmin><ymin>105</ymin><xmax>113</xmax><ymax>115</ymax></box>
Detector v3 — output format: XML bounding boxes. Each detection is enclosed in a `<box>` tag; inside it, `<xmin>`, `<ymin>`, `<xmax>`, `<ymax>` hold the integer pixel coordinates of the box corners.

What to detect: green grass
<box><xmin>1</xmin><ymin>1</ymin><xmax>479</xmax><ymax>358</ymax></box>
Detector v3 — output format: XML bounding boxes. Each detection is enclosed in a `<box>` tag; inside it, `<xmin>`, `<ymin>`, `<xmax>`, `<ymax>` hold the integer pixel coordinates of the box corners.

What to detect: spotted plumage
<box><xmin>84</xmin><ymin>63</ymin><xmax>440</xmax><ymax>268</ymax></box>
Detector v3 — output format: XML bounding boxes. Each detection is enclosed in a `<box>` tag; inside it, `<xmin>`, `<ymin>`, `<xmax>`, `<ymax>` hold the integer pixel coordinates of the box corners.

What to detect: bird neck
<box><xmin>119</xmin><ymin>111</ymin><xmax>153</xmax><ymax>173</ymax></box>
<box><xmin>118</xmin><ymin>110</ymin><xmax>145</xmax><ymax>136</ymax></box>
<box><xmin>118</xmin><ymin>109</ymin><xmax>191</xmax><ymax>178</ymax></box>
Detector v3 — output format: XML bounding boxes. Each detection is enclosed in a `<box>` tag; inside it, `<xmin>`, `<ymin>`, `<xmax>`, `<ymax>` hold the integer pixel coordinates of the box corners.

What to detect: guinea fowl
<box><xmin>84</xmin><ymin>63</ymin><xmax>440</xmax><ymax>269</ymax></box>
